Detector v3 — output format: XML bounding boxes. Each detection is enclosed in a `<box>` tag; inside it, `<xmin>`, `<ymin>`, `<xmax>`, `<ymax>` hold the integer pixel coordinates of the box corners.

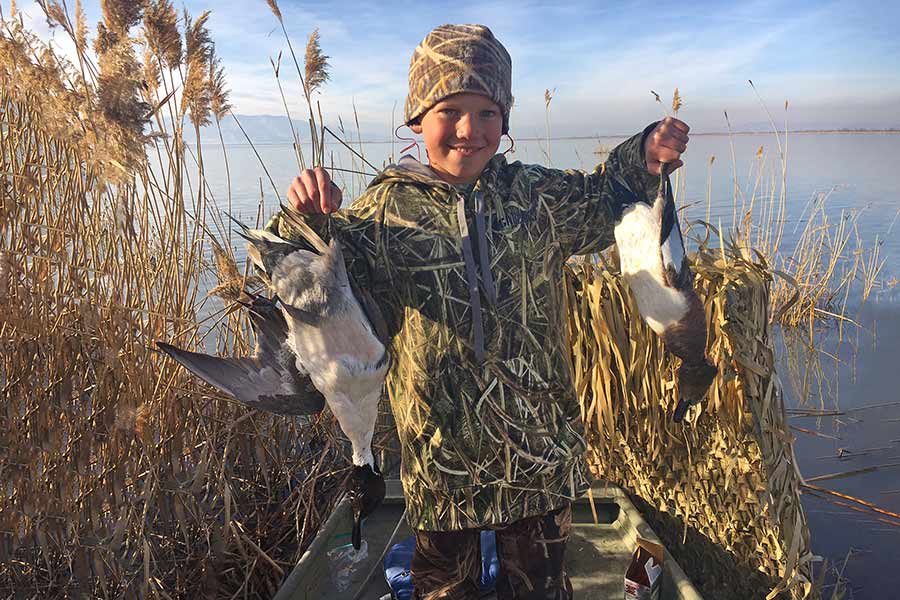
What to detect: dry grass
<box><xmin>701</xmin><ymin>92</ymin><xmax>885</xmax><ymax>332</ymax></box>
<box><xmin>2</xmin><ymin>7</ymin><xmax>886</xmax><ymax>600</ymax></box>
<box><xmin>0</xmin><ymin>7</ymin><xmax>389</xmax><ymax>598</ymax></box>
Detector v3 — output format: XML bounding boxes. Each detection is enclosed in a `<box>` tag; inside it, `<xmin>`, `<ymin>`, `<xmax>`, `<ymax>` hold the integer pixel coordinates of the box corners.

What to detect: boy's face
<box><xmin>410</xmin><ymin>93</ymin><xmax>503</xmax><ymax>185</ymax></box>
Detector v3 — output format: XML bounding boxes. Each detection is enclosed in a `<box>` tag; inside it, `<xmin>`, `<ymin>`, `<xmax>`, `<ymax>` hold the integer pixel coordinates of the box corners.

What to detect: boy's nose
<box><xmin>455</xmin><ymin>113</ymin><xmax>475</xmax><ymax>139</ymax></box>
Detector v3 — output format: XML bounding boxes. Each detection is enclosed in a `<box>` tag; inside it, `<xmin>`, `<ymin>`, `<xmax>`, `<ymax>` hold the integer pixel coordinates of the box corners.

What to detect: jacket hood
<box><xmin>368</xmin><ymin>154</ymin><xmax>507</xmax><ymax>198</ymax></box>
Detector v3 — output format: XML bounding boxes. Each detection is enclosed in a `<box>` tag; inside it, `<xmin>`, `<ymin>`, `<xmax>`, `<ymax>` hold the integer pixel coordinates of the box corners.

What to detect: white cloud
<box><xmin>8</xmin><ymin>0</ymin><xmax>897</xmax><ymax>138</ymax></box>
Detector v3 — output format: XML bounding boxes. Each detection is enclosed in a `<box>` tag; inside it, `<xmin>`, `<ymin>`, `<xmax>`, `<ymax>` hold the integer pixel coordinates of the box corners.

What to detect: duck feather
<box><xmin>157</xmin><ymin>295</ymin><xmax>326</xmax><ymax>415</ymax></box>
<box><xmin>614</xmin><ymin>163</ymin><xmax>716</xmax><ymax>421</ymax></box>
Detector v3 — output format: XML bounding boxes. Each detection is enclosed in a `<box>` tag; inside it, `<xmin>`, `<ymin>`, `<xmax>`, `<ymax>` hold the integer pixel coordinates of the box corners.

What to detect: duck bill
<box><xmin>352</xmin><ymin>510</ymin><xmax>362</xmax><ymax>550</ymax></box>
<box><xmin>347</xmin><ymin>462</ymin><xmax>385</xmax><ymax>551</ymax></box>
<box><xmin>673</xmin><ymin>398</ymin><xmax>692</xmax><ymax>423</ymax></box>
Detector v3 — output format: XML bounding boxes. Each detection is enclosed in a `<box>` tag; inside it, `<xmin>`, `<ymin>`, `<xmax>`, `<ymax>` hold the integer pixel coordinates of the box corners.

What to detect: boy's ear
<box><xmin>409</xmin><ymin>123</ymin><xmax>423</xmax><ymax>134</ymax></box>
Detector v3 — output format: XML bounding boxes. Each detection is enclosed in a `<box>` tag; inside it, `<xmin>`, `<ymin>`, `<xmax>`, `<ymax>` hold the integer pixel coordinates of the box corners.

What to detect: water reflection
<box><xmin>777</xmin><ymin>303</ymin><xmax>900</xmax><ymax>597</ymax></box>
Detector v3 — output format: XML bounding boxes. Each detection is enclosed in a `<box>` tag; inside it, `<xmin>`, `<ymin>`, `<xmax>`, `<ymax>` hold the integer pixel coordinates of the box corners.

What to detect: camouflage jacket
<box><xmin>268</xmin><ymin>125</ymin><xmax>659</xmax><ymax>531</ymax></box>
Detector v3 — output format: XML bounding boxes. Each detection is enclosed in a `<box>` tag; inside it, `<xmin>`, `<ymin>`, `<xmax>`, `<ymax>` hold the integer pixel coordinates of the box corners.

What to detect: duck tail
<box><xmin>239</xmin><ymin>229</ymin><xmax>300</xmax><ymax>276</ymax></box>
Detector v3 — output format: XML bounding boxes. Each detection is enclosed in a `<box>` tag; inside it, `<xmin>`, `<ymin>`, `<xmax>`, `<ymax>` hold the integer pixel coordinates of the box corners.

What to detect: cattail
<box><xmin>266</xmin><ymin>0</ymin><xmax>282</xmax><ymax>22</ymax></box>
<box><xmin>74</xmin><ymin>0</ymin><xmax>87</xmax><ymax>55</ymax></box>
<box><xmin>143</xmin><ymin>0</ymin><xmax>181</xmax><ymax>69</ymax></box>
<box><xmin>672</xmin><ymin>88</ymin><xmax>682</xmax><ymax>114</ymax></box>
<box><xmin>10</xmin><ymin>0</ymin><xmax>16</xmax><ymax>18</ymax></box>
<box><xmin>303</xmin><ymin>28</ymin><xmax>329</xmax><ymax>98</ymax></box>
<box><xmin>208</xmin><ymin>49</ymin><xmax>230</xmax><ymax>122</ymax></box>
<box><xmin>99</xmin><ymin>0</ymin><xmax>142</xmax><ymax>36</ymax></box>
<box><xmin>182</xmin><ymin>9</ymin><xmax>212</xmax><ymax>127</ymax></box>
<box><xmin>142</xmin><ymin>44</ymin><xmax>160</xmax><ymax>104</ymax></box>
<box><xmin>544</xmin><ymin>88</ymin><xmax>553</xmax><ymax>108</ymax></box>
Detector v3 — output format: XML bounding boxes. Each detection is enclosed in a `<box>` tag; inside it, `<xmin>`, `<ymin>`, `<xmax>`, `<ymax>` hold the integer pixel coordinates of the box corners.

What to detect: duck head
<box><xmin>347</xmin><ymin>463</ymin><xmax>386</xmax><ymax>550</ymax></box>
<box><xmin>673</xmin><ymin>359</ymin><xmax>718</xmax><ymax>422</ymax></box>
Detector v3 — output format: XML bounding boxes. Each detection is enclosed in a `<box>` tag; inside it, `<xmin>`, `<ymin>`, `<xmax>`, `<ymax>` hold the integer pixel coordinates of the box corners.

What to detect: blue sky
<box><xmin>11</xmin><ymin>0</ymin><xmax>900</xmax><ymax>137</ymax></box>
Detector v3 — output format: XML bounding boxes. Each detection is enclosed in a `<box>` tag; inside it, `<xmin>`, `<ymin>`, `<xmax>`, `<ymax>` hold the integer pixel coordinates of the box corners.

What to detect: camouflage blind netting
<box><xmin>565</xmin><ymin>247</ymin><xmax>814</xmax><ymax>599</ymax></box>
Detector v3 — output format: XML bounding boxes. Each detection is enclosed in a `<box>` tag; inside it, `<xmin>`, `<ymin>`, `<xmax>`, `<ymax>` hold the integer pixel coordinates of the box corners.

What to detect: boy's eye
<box><xmin>480</xmin><ymin>110</ymin><xmax>498</xmax><ymax>119</ymax></box>
<box><xmin>439</xmin><ymin>108</ymin><xmax>459</xmax><ymax>117</ymax></box>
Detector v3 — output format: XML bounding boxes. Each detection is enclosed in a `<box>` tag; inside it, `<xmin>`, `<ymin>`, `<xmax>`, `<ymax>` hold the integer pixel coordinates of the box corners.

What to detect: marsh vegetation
<box><xmin>1</xmin><ymin>2</ymin><xmax>894</xmax><ymax>598</ymax></box>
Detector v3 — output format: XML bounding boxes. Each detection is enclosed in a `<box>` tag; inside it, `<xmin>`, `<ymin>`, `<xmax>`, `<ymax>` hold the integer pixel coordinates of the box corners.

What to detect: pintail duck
<box><xmin>613</xmin><ymin>163</ymin><xmax>717</xmax><ymax>422</ymax></box>
<box><xmin>158</xmin><ymin>209</ymin><xmax>388</xmax><ymax>549</ymax></box>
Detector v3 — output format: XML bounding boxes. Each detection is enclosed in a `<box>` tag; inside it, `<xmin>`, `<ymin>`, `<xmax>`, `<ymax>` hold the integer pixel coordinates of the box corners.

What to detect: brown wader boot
<box><xmin>411</xmin><ymin>502</ymin><xmax>574</xmax><ymax>600</ymax></box>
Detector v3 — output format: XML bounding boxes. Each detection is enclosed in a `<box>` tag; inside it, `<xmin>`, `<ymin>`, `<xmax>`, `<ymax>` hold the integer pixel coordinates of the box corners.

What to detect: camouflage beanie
<box><xmin>404</xmin><ymin>24</ymin><xmax>513</xmax><ymax>134</ymax></box>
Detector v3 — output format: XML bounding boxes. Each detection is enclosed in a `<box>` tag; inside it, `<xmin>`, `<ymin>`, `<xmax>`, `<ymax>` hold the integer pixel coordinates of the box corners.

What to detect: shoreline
<box><xmin>195</xmin><ymin>129</ymin><xmax>900</xmax><ymax>146</ymax></box>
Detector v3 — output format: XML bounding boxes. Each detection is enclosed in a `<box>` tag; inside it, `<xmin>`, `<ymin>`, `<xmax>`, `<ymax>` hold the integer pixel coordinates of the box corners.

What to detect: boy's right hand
<box><xmin>287</xmin><ymin>167</ymin><xmax>342</xmax><ymax>214</ymax></box>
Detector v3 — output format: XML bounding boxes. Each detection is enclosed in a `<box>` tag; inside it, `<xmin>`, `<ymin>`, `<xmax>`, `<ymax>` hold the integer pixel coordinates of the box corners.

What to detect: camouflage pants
<box><xmin>411</xmin><ymin>502</ymin><xmax>573</xmax><ymax>600</ymax></box>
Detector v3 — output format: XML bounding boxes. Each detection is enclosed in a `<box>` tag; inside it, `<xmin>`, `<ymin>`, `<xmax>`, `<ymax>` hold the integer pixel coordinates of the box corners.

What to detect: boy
<box><xmin>275</xmin><ymin>23</ymin><xmax>689</xmax><ymax>600</ymax></box>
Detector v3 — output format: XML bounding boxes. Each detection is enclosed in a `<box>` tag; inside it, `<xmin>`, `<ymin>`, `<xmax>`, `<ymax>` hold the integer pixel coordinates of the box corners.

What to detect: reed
<box><xmin>703</xmin><ymin>84</ymin><xmax>884</xmax><ymax>331</ymax></box>
<box><xmin>0</xmin><ymin>7</ymin><xmax>387</xmax><ymax>597</ymax></box>
<box><xmin>265</xmin><ymin>0</ymin><xmax>329</xmax><ymax>169</ymax></box>
<box><xmin>2</xmin><ymin>7</ymin><xmax>886</xmax><ymax>599</ymax></box>
<box><xmin>544</xmin><ymin>87</ymin><xmax>554</xmax><ymax>166</ymax></box>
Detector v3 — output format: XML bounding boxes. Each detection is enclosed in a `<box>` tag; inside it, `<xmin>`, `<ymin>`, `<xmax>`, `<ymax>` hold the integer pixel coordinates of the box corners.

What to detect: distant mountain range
<box><xmin>169</xmin><ymin>114</ymin><xmax>899</xmax><ymax>146</ymax></box>
<box><xmin>173</xmin><ymin>114</ymin><xmax>318</xmax><ymax>145</ymax></box>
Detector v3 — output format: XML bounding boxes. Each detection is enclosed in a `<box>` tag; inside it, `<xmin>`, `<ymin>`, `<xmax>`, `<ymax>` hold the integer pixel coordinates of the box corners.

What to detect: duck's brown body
<box><xmin>613</xmin><ymin>165</ymin><xmax>716</xmax><ymax>422</ymax></box>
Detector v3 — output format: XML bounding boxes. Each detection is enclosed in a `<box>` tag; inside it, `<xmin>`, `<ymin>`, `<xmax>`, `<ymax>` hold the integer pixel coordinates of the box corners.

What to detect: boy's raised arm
<box><xmin>533</xmin><ymin>117</ymin><xmax>689</xmax><ymax>257</ymax></box>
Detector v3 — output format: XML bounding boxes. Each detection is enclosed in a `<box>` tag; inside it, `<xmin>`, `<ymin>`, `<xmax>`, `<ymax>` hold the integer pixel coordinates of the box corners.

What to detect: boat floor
<box><xmin>275</xmin><ymin>482</ymin><xmax>700</xmax><ymax>600</ymax></box>
<box><xmin>342</xmin><ymin>503</ymin><xmax>631</xmax><ymax>600</ymax></box>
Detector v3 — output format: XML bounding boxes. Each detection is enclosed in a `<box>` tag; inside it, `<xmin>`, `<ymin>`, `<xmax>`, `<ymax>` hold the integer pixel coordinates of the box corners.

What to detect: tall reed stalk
<box><xmin>0</xmin><ymin>6</ymin><xmax>382</xmax><ymax>597</ymax></box>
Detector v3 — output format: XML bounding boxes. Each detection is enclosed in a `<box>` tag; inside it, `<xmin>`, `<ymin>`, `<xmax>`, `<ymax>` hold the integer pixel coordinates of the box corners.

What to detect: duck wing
<box><xmin>157</xmin><ymin>295</ymin><xmax>326</xmax><ymax>416</ymax></box>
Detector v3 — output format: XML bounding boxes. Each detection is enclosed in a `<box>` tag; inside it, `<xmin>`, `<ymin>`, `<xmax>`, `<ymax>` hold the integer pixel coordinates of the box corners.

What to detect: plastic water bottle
<box><xmin>327</xmin><ymin>534</ymin><xmax>369</xmax><ymax>593</ymax></box>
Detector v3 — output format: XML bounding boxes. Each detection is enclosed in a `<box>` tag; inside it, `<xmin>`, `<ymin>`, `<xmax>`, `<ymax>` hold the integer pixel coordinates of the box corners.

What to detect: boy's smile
<box><xmin>410</xmin><ymin>93</ymin><xmax>503</xmax><ymax>185</ymax></box>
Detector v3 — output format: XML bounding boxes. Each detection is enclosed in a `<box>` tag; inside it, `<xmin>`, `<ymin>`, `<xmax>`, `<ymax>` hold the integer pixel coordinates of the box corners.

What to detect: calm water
<box><xmin>189</xmin><ymin>132</ymin><xmax>899</xmax><ymax>596</ymax></box>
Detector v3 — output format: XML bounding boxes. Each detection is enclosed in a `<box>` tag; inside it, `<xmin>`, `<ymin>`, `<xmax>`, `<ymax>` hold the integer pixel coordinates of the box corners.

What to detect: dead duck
<box><xmin>158</xmin><ymin>209</ymin><xmax>388</xmax><ymax>549</ymax></box>
<box><xmin>613</xmin><ymin>163</ymin><xmax>717</xmax><ymax>422</ymax></box>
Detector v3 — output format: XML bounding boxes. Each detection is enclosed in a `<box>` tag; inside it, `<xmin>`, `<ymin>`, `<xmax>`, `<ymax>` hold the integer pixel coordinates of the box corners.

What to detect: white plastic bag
<box><xmin>327</xmin><ymin>538</ymin><xmax>368</xmax><ymax>593</ymax></box>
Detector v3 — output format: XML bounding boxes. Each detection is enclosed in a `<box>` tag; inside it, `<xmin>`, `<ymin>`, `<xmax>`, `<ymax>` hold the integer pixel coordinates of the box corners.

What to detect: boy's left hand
<box><xmin>644</xmin><ymin>117</ymin><xmax>690</xmax><ymax>175</ymax></box>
